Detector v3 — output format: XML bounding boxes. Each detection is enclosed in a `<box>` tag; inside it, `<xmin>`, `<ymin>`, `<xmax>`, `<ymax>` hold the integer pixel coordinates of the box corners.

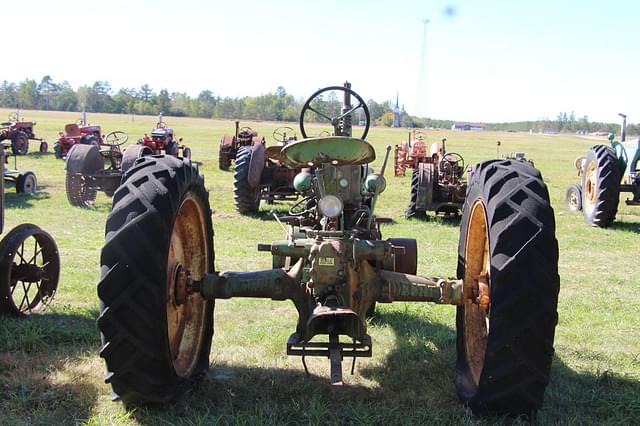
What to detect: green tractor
<box><xmin>97</xmin><ymin>83</ymin><xmax>560</xmax><ymax>416</ymax></box>
<box><xmin>565</xmin><ymin>113</ymin><xmax>639</xmax><ymax>227</ymax></box>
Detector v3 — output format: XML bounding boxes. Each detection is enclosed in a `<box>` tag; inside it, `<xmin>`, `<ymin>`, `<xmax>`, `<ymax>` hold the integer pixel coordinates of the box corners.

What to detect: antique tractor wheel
<box><xmin>65</xmin><ymin>145</ymin><xmax>101</xmax><ymax>207</ymax></box>
<box><xmin>405</xmin><ymin>166</ymin><xmax>430</xmax><ymax>219</ymax></box>
<box><xmin>565</xmin><ymin>183</ymin><xmax>582</xmax><ymax>211</ymax></box>
<box><xmin>53</xmin><ymin>141</ymin><xmax>62</xmax><ymax>159</ymax></box>
<box><xmin>581</xmin><ymin>145</ymin><xmax>620</xmax><ymax>227</ymax></box>
<box><xmin>218</xmin><ymin>144</ymin><xmax>232</xmax><ymax>171</ymax></box>
<box><xmin>455</xmin><ymin>159</ymin><xmax>559</xmax><ymax>416</ymax></box>
<box><xmin>39</xmin><ymin>141</ymin><xmax>49</xmax><ymax>153</ymax></box>
<box><xmin>11</xmin><ymin>131</ymin><xmax>29</xmax><ymax>155</ymax></box>
<box><xmin>183</xmin><ymin>147</ymin><xmax>192</xmax><ymax>159</ymax></box>
<box><xmin>0</xmin><ymin>224</ymin><xmax>60</xmax><ymax>316</ymax></box>
<box><xmin>16</xmin><ymin>172</ymin><xmax>37</xmax><ymax>193</ymax></box>
<box><xmin>233</xmin><ymin>145</ymin><xmax>262</xmax><ymax>214</ymax></box>
<box><xmin>98</xmin><ymin>155</ymin><xmax>214</xmax><ymax>404</ymax></box>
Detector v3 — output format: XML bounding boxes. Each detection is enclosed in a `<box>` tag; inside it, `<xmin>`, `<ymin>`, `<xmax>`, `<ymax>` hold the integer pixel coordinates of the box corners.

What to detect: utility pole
<box><xmin>416</xmin><ymin>19</ymin><xmax>430</xmax><ymax>118</ymax></box>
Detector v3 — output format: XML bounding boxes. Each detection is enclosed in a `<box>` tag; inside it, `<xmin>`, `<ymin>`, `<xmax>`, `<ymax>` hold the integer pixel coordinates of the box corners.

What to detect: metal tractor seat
<box><xmin>281</xmin><ymin>136</ymin><xmax>376</xmax><ymax>168</ymax></box>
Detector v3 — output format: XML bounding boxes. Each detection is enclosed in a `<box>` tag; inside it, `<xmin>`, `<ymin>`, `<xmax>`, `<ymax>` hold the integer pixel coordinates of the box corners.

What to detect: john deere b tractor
<box><xmin>97</xmin><ymin>83</ymin><xmax>560</xmax><ymax>416</ymax></box>
<box><xmin>566</xmin><ymin>113</ymin><xmax>639</xmax><ymax>227</ymax></box>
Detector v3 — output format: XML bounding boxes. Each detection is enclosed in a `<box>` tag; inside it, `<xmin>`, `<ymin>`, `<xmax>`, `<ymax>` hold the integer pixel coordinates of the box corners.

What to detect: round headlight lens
<box><xmin>318</xmin><ymin>195</ymin><xmax>343</xmax><ymax>218</ymax></box>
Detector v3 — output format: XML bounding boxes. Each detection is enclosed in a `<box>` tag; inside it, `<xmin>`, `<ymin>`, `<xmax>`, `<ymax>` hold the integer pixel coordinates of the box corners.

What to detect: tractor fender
<box><xmin>220</xmin><ymin>134</ymin><xmax>235</xmax><ymax>148</ymax></box>
<box><xmin>252</xmin><ymin>136</ymin><xmax>265</xmax><ymax>146</ymax></box>
<box><xmin>416</xmin><ymin>162</ymin><xmax>434</xmax><ymax>211</ymax></box>
<box><xmin>65</xmin><ymin>144</ymin><xmax>103</xmax><ymax>174</ymax></box>
<box><xmin>121</xmin><ymin>145</ymin><xmax>153</xmax><ymax>173</ymax></box>
<box><xmin>248</xmin><ymin>142</ymin><xmax>266</xmax><ymax>188</ymax></box>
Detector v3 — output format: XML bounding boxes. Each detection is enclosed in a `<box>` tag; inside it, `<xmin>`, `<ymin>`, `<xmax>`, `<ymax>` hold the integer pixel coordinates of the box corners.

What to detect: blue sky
<box><xmin>8</xmin><ymin>0</ymin><xmax>639</xmax><ymax>122</ymax></box>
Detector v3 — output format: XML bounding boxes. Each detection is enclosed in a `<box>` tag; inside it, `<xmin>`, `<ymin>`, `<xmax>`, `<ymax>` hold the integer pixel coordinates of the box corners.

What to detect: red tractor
<box><xmin>0</xmin><ymin>148</ymin><xmax>60</xmax><ymax>316</ymax></box>
<box><xmin>395</xmin><ymin>131</ymin><xmax>467</xmax><ymax>218</ymax></box>
<box><xmin>136</xmin><ymin>114</ymin><xmax>191</xmax><ymax>158</ymax></box>
<box><xmin>218</xmin><ymin>121</ymin><xmax>265</xmax><ymax>170</ymax></box>
<box><xmin>53</xmin><ymin>113</ymin><xmax>127</xmax><ymax>159</ymax></box>
<box><xmin>0</xmin><ymin>111</ymin><xmax>48</xmax><ymax>155</ymax></box>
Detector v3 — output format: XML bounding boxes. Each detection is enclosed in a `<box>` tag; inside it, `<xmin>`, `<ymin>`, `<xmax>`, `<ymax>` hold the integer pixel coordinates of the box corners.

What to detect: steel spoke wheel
<box><xmin>0</xmin><ymin>224</ymin><xmax>60</xmax><ymax>316</ymax></box>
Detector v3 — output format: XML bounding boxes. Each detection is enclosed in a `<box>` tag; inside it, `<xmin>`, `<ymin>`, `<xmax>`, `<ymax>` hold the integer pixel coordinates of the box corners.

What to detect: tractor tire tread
<box><xmin>233</xmin><ymin>146</ymin><xmax>260</xmax><ymax>214</ymax></box>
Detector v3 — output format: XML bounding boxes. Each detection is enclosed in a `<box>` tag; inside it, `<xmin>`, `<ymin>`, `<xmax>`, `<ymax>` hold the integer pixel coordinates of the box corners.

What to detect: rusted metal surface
<box><xmin>166</xmin><ymin>192</ymin><xmax>208</xmax><ymax>378</ymax></box>
<box><xmin>462</xmin><ymin>200</ymin><xmax>491</xmax><ymax>387</ymax></box>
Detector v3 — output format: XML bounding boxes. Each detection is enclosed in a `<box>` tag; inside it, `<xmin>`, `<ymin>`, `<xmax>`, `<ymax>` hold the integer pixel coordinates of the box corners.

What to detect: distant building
<box><xmin>451</xmin><ymin>122</ymin><xmax>485</xmax><ymax>131</ymax></box>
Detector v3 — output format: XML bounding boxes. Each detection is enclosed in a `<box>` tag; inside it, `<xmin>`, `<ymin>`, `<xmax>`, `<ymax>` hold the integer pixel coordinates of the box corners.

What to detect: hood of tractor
<box><xmin>281</xmin><ymin>136</ymin><xmax>376</xmax><ymax>168</ymax></box>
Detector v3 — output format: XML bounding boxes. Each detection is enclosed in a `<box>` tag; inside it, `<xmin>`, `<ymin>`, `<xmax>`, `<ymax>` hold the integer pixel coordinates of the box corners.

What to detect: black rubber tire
<box><xmin>219</xmin><ymin>146</ymin><xmax>232</xmax><ymax>171</ymax></box>
<box><xmin>11</xmin><ymin>131</ymin><xmax>29</xmax><ymax>155</ymax></box>
<box><xmin>16</xmin><ymin>171</ymin><xmax>37</xmax><ymax>193</ymax></box>
<box><xmin>565</xmin><ymin>183</ymin><xmax>582</xmax><ymax>212</ymax></box>
<box><xmin>581</xmin><ymin>145</ymin><xmax>620</xmax><ymax>227</ymax></box>
<box><xmin>0</xmin><ymin>224</ymin><xmax>60</xmax><ymax>316</ymax></box>
<box><xmin>81</xmin><ymin>135</ymin><xmax>99</xmax><ymax>146</ymax></box>
<box><xmin>53</xmin><ymin>141</ymin><xmax>62</xmax><ymax>159</ymax></box>
<box><xmin>39</xmin><ymin>141</ymin><xmax>48</xmax><ymax>153</ymax></box>
<box><xmin>165</xmin><ymin>141</ymin><xmax>178</xmax><ymax>156</ymax></box>
<box><xmin>121</xmin><ymin>145</ymin><xmax>152</xmax><ymax>174</ymax></box>
<box><xmin>65</xmin><ymin>174</ymin><xmax>98</xmax><ymax>207</ymax></box>
<box><xmin>97</xmin><ymin>155</ymin><xmax>214</xmax><ymax>405</ymax></box>
<box><xmin>183</xmin><ymin>147</ymin><xmax>192</xmax><ymax>159</ymax></box>
<box><xmin>405</xmin><ymin>169</ymin><xmax>426</xmax><ymax>219</ymax></box>
<box><xmin>233</xmin><ymin>146</ymin><xmax>260</xmax><ymax>214</ymax></box>
<box><xmin>455</xmin><ymin>159</ymin><xmax>559</xmax><ymax>417</ymax></box>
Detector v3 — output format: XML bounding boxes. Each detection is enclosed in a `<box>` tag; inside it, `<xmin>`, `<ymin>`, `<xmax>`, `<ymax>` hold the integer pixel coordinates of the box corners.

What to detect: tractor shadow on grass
<box><xmin>408</xmin><ymin>213</ymin><xmax>462</xmax><ymax>227</ymax></box>
<box><xmin>4</xmin><ymin>191</ymin><xmax>52</xmax><ymax>209</ymax></box>
<box><xmin>0</xmin><ymin>310</ymin><xmax>102</xmax><ymax>424</ymax></box>
<box><xmin>129</xmin><ymin>308</ymin><xmax>640</xmax><ymax>424</ymax></box>
<box><xmin>609</xmin><ymin>221</ymin><xmax>640</xmax><ymax>234</ymax></box>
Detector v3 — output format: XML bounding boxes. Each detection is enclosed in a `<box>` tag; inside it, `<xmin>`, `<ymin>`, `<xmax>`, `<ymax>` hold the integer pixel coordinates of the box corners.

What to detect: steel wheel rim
<box><xmin>584</xmin><ymin>161</ymin><xmax>597</xmax><ymax>209</ymax></box>
<box><xmin>463</xmin><ymin>199</ymin><xmax>491</xmax><ymax>387</ymax></box>
<box><xmin>8</xmin><ymin>231</ymin><xmax>58</xmax><ymax>314</ymax></box>
<box><xmin>568</xmin><ymin>189</ymin><xmax>579</xmax><ymax>209</ymax></box>
<box><xmin>166</xmin><ymin>191</ymin><xmax>208</xmax><ymax>377</ymax></box>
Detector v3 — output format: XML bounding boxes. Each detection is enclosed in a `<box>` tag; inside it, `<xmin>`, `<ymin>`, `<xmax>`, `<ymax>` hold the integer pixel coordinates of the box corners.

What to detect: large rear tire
<box><xmin>11</xmin><ymin>132</ymin><xmax>29</xmax><ymax>155</ymax></box>
<box><xmin>66</xmin><ymin>174</ymin><xmax>97</xmax><ymax>207</ymax></box>
<box><xmin>121</xmin><ymin>145</ymin><xmax>153</xmax><ymax>174</ymax></box>
<box><xmin>233</xmin><ymin>146</ymin><xmax>260</xmax><ymax>214</ymax></box>
<box><xmin>455</xmin><ymin>159</ymin><xmax>559</xmax><ymax>417</ymax></box>
<box><xmin>218</xmin><ymin>145</ymin><xmax>232</xmax><ymax>170</ymax></box>
<box><xmin>405</xmin><ymin>168</ymin><xmax>426</xmax><ymax>219</ymax></box>
<box><xmin>98</xmin><ymin>155</ymin><xmax>214</xmax><ymax>405</ymax></box>
<box><xmin>581</xmin><ymin>145</ymin><xmax>620</xmax><ymax>227</ymax></box>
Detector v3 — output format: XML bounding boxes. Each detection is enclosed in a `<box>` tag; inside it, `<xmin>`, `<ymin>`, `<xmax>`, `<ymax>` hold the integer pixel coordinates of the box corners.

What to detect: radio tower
<box><xmin>415</xmin><ymin>19</ymin><xmax>430</xmax><ymax>118</ymax></box>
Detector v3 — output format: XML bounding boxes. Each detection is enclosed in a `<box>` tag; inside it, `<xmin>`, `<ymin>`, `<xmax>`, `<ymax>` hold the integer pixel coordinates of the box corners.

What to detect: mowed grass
<box><xmin>0</xmin><ymin>108</ymin><xmax>638</xmax><ymax>425</ymax></box>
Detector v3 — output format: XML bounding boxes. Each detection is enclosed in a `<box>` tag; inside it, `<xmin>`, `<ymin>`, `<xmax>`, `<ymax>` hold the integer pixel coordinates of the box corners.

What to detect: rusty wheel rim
<box><xmin>8</xmin><ymin>233</ymin><xmax>58</xmax><ymax>314</ymax></box>
<box><xmin>463</xmin><ymin>199</ymin><xmax>491</xmax><ymax>387</ymax></box>
<box><xmin>166</xmin><ymin>191</ymin><xmax>208</xmax><ymax>378</ymax></box>
<box><xmin>568</xmin><ymin>189</ymin><xmax>579</xmax><ymax>209</ymax></box>
<box><xmin>584</xmin><ymin>160</ymin><xmax>597</xmax><ymax>210</ymax></box>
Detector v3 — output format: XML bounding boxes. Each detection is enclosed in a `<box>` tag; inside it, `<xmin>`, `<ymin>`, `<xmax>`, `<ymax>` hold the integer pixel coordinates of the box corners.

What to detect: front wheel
<box><xmin>39</xmin><ymin>141</ymin><xmax>48</xmax><ymax>153</ymax></box>
<box><xmin>98</xmin><ymin>155</ymin><xmax>214</xmax><ymax>405</ymax></box>
<box><xmin>16</xmin><ymin>171</ymin><xmax>37</xmax><ymax>193</ymax></box>
<box><xmin>456</xmin><ymin>159</ymin><xmax>559</xmax><ymax>417</ymax></box>
<box><xmin>565</xmin><ymin>183</ymin><xmax>582</xmax><ymax>211</ymax></box>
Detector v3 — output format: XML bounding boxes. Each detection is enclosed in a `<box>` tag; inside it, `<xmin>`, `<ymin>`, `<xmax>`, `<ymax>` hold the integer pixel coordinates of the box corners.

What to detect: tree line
<box><xmin>0</xmin><ymin>76</ymin><xmax>635</xmax><ymax>135</ymax></box>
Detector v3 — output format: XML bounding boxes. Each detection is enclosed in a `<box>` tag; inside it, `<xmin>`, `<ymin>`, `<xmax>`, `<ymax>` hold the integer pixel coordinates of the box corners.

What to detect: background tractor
<box><xmin>137</xmin><ymin>113</ymin><xmax>191</xmax><ymax>159</ymax></box>
<box><xmin>53</xmin><ymin>111</ymin><xmax>128</xmax><ymax>159</ymax></box>
<box><xmin>565</xmin><ymin>113</ymin><xmax>639</xmax><ymax>227</ymax></box>
<box><xmin>0</xmin><ymin>148</ymin><xmax>60</xmax><ymax>316</ymax></box>
<box><xmin>0</xmin><ymin>111</ymin><xmax>48</xmax><ymax>155</ymax></box>
<box><xmin>97</xmin><ymin>82</ymin><xmax>560</xmax><ymax>417</ymax></box>
<box><xmin>218</xmin><ymin>121</ymin><xmax>265</xmax><ymax>170</ymax></box>
<box><xmin>2</xmin><ymin>142</ymin><xmax>38</xmax><ymax>193</ymax></box>
<box><xmin>232</xmin><ymin>125</ymin><xmax>299</xmax><ymax>214</ymax></box>
<box><xmin>402</xmin><ymin>135</ymin><xmax>467</xmax><ymax>218</ymax></box>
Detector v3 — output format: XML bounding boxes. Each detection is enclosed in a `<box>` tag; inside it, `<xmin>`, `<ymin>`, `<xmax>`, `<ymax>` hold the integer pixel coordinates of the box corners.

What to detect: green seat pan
<box><xmin>280</xmin><ymin>136</ymin><xmax>376</xmax><ymax>168</ymax></box>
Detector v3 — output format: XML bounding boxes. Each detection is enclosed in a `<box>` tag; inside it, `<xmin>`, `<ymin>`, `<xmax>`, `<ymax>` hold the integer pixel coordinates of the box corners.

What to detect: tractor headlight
<box><xmin>318</xmin><ymin>195</ymin><xmax>343</xmax><ymax>218</ymax></box>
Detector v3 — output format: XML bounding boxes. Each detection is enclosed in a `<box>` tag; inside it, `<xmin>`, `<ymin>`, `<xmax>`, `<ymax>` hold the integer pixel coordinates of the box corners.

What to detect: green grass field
<box><xmin>0</xmin><ymin>108</ymin><xmax>638</xmax><ymax>425</ymax></box>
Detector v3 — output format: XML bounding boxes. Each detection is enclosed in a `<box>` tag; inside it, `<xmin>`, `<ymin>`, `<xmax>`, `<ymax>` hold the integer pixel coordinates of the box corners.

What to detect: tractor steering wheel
<box><xmin>443</xmin><ymin>152</ymin><xmax>465</xmax><ymax>174</ymax></box>
<box><xmin>239</xmin><ymin>126</ymin><xmax>254</xmax><ymax>135</ymax></box>
<box><xmin>299</xmin><ymin>85</ymin><xmax>370</xmax><ymax>139</ymax></box>
<box><xmin>105</xmin><ymin>131</ymin><xmax>129</xmax><ymax>146</ymax></box>
<box><xmin>156</xmin><ymin>121</ymin><xmax>167</xmax><ymax>129</ymax></box>
<box><xmin>273</xmin><ymin>126</ymin><xmax>296</xmax><ymax>143</ymax></box>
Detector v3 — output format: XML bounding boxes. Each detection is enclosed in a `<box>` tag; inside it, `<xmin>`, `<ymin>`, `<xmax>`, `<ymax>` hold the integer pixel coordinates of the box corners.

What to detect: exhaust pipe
<box><xmin>619</xmin><ymin>113</ymin><xmax>627</xmax><ymax>142</ymax></box>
